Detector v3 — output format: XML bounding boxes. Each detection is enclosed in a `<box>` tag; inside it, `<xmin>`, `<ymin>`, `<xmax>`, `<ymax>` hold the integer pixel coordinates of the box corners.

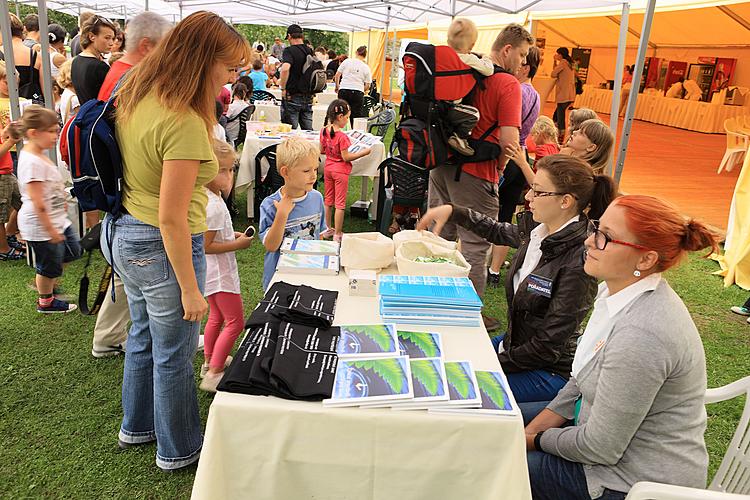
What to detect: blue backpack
<box><xmin>60</xmin><ymin>96</ymin><xmax>123</xmax><ymax>216</ymax></box>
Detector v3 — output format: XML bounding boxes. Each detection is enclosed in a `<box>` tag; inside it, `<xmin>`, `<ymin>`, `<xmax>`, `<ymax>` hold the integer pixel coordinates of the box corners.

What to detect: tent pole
<box><xmin>380</xmin><ymin>5</ymin><xmax>391</xmax><ymax>104</ymax></box>
<box><xmin>451</xmin><ymin>0</ymin><xmax>456</xmax><ymax>19</ymax></box>
<box><xmin>0</xmin><ymin>0</ymin><xmax>21</xmax><ymax>122</ymax></box>
<box><xmin>15</xmin><ymin>2</ymin><xmax>20</xmax><ymax>18</ymax></box>
<box><xmin>349</xmin><ymin>30</ymin><xmax>354</xmax><ymax>58</ymax></box>
<box><xmin>366</xmin><ymin>28</ymin><xmax>371</xmax><ymax>65</ymax></box>
<box><xmin>37</xmin><ymin>0</ymin><xmax>57</xmax><ymax>163</ymax></box>
<box><xmin>388</xmin><ymin>29</ymin><xmax>397</xmax><ymax>100</ymax></box>
<box><xmin>614</xmin><ymin>0</ymin><xmax>656</xmax><ymax>183</ymax></box>
<box><xmin>179</xmin><ymin>2</ymin><xmax>184</xmax><ymax>20</ymax></box>
<box><xmin>145</xmin><ymin>0</ymin><xmax>149</xmax><ymax>12</ymax></box>
<box><xmin>608</xmin><ymin>2</ymin><xmax>629</xmax><ymax>174</ymax></box>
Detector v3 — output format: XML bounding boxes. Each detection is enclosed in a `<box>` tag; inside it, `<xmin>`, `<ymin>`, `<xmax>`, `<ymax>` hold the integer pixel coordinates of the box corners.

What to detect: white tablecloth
<box><xmin>251</xmin><ymin>102</ymin><xmax>330</xmax><ymax>131</ymax></box>
<box><xmin>191</xmin><ymin>268</ymin><xmax>532</xmax><ymax>500</ymax></box>
<box><xmin>237</xmin><ymin>130</ymin><xmax>385</xmax><ymax>218</ymax></box>
<box><xmin>573</xmin><ymin>86</ymin><xmax>750</xmax><ymax>133</ymax></box>
<box><xmin>266</xmin><ymin>88</ymin><xmax>339</xmax><ymax>106</ymax></box>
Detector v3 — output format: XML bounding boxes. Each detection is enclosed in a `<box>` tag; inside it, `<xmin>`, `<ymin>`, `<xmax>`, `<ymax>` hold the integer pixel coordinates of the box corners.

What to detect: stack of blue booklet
<box><xmin>378</xmin><ymin>275</ymin><xmax>483</xmax><ymax>327</ymax></box>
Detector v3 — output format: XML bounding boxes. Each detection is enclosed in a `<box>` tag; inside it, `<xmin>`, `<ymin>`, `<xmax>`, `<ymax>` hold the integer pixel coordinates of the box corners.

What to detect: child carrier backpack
<box><xmin>396</xmin><ymin>42</ymin><xmax>512</xmax><ymax>178</ymax></box>
<box><xmin>295</xmin><ymin>45</ymin><xmax>327</xmax><ymax>94</ymax></box>
<box><xmin>60</xmin><ymin>95</ymin><xmax>123</xmax><ymax>216</ymax></box>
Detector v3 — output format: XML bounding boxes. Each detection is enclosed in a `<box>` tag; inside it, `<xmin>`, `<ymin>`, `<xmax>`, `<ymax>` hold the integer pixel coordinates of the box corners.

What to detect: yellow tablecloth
<box><xmin>191</xmin><ymin>269</ymin><xmax>532</xmax><ymax>500</ymax></box>
<box><xmin>573</xmin><ymin>87</ymin><xmax>750</xmax><ymax>133</ymax></box>
<box><xmin>237</xmin><ymin>130</ymin><xmax>385</xmax><ymax>218</ymax></box>
<box><xmin>715</xmin><ymin>147</ymin><xmax>750</xmax><ymax>290</ymax></box>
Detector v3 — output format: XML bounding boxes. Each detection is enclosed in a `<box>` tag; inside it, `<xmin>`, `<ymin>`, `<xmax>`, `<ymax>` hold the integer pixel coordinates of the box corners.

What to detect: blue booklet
<box><xmin>379</xmin><ymin>275</ymin><xmax>483</xmax><ymax>308</ymax></box>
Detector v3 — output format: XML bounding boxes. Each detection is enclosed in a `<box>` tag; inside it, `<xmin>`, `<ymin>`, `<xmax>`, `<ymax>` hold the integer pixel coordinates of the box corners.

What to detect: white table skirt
<box><xmin>237</xmin><ymin>130</ymin><xmax>385</xmax><ymax>218</ymax></box>
<box><xmin>191</xmin><ymin>268</ymin><xmax>532</xmax><ymax>500</ymax></box>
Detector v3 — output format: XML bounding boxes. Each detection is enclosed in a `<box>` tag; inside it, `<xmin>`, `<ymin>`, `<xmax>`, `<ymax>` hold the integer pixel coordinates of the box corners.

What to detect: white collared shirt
<box><xmin>571</xmin><ymin>272</ymin><xmax>663</xmax><ymax>377</ymax></box>
<box><xmin>512</xmin><ymin>215</ymin><xmax>580</xmax><ymax>293</ymax></box>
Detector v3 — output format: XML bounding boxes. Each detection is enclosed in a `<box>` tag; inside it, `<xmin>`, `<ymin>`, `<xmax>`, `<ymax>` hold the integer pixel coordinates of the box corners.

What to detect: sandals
<box><xmin>7</xmin><ymin>235</ymin><xmax>26</xmax><ymax>251</ymax></box>
<box><xmin>0</xmin><ymin>247</ymin><xmax>26</xmax><ymax>261</ymax></box>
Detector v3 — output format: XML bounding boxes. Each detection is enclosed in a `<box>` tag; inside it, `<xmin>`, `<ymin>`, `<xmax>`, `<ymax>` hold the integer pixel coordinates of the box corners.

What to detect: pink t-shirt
<box><xmin>320</xmin><ymin>129</ymin><xmax>353</xmax><ymax>175</ymax></box>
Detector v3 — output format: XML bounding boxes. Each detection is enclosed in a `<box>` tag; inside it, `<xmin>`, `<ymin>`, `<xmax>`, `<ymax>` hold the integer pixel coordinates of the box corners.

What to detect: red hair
<box><xmin>613</xmin><ymin>195</ymin><xmax>719</xmax><ymax>272</ymax></box>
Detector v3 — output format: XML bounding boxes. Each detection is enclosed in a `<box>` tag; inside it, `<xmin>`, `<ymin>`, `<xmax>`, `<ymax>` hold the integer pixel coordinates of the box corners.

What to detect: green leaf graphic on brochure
<box><xmin>411</xmin><ymin>359</ymin><xmax>443</xmax><ymax>397</ymax></box>
<box><xmin>476</xmin><ymin>371</ymin><xmax>511</xmax><ymax>410</ymax></box>
<box><xmin>445</xmin><ymin>361</ymin><xmax>475</xmax><ymax>400</ymax></box>
<box><xmin>349</xmin><ymin>359</ymin><xmax>406</xmax><ymax>394</ymax></box>
<box><xmin>398</xmin><ymin>330</ymin><xmax>441</xmax><ymax>358</ymax></box>
<box><xmin>339</xmin><ymin>324</ymin><xmax>396</xmax><ymax>354</ymax></box>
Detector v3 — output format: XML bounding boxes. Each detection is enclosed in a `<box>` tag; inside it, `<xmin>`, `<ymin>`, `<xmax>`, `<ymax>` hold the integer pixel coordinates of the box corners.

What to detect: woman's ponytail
<box><xmin>588</xmin><ymin>174</ymin><xmax>617</xmax><ymax>220</ymax></box>
<box><xmin>682</xmin><ymin>219</ymin><xmax>720</xmax><ymax>256</ymax></box>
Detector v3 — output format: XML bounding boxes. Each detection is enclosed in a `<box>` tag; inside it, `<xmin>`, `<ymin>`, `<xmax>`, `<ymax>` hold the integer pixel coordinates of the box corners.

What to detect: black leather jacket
<box><xmin>450</xmin><ymin>206</ymin><xmax>597</xmax><ymax>378</ymax></box>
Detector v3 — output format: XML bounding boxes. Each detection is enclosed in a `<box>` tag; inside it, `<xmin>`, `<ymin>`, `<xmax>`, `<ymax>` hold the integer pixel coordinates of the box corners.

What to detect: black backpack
<box><xmin>293</xmin><ymin>45</ymin><xmax>327</xmax><ymax>94</ymax></box>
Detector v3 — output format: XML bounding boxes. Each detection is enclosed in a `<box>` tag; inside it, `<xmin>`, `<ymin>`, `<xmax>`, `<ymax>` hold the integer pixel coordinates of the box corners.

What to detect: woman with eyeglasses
<box><xmin>524</xmin><ymin>194</ymin><xmax>718</xmax><ymax>500</ymax></box>
<box><xmin>418</xmin><ymin>154</ymin><xmax>616</xmax><ymax>407</ymax></box>
<box><xmin>71</xmin><ymin>15</ymin><xmax>116</xmax><ymax>105</ymax></box>
<box><xmin>102</xmin><ymin>12</ymin><xmax>251</xmax><ymax>471</ymax></box>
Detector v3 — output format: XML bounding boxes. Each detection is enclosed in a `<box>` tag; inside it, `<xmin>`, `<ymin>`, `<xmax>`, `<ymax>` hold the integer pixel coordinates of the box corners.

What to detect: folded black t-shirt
<box><xmin>280</xmin><ymin>285</ymin><xmax>338</xmax><ymax>329</ymax></box>
<box><xmin>245</xmin><ymin>281</ymin><xmax>297</xmax><ymax>328</ymax></box>
<box><xmin>219</xmin><ymin>322</ymin><xmax>280</xmax><ymax>396</ymax></box>
<box><xmin>270</xmin><ymin>322</ymin><xmax>340</xmax><ymax>400</ymax></box>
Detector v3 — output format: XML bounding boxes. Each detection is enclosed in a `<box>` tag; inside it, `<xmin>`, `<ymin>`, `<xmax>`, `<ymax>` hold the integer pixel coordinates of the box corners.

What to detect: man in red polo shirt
<box><xmin>97</xmin><ymin>12</ymin><xmax>171</xmax><ymax>101</ymax></box>
<box><xmin>428</xmin><ymin>24</ymin><xmax>532</xmax><ymax>319</ymax></box>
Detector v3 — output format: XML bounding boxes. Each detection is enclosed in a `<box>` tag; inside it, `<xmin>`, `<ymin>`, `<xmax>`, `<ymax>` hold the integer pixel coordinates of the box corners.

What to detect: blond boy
<box><xmin>258</xmin><ymin>137</ymin><xmax>326</xmax><ymax>289</ymax></box>
<box><xmin>443</xmin><ymin>18</ymin><xmax>496</xmax><ymax>156</ymax></box>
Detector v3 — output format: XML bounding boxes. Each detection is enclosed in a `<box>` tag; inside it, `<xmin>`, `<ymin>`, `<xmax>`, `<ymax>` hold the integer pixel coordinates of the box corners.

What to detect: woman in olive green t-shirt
<box><xmin>102</xmin><ymin>11</ymin><xmax>251</xmax><ymax>472</ymax></box>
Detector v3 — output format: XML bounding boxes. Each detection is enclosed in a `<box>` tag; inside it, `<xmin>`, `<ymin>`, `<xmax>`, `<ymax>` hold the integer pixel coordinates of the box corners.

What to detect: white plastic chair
<box><xmin>718</xmin><ymin>118</ymin><xmax>749</xmax><ymax>174</ymax></box>
<box><xmin>626</xmin><ymin>375</ymin><xmax>750</xmax><ymax>499</ymax></box>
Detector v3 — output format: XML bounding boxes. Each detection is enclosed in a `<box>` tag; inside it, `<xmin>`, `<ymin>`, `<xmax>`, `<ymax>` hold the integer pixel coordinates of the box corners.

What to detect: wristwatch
<box><xmin>533</xmin><ymin>431</ymin><xmax>545</xmax><ymax>452</ymax></box>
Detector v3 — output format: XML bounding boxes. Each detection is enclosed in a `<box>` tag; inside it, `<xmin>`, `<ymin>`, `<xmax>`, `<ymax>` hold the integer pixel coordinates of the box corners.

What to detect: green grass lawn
<box><xmin>1</xmin><ymin>144</ymin><xmax>749</xmax><ymax>497</ymax></box>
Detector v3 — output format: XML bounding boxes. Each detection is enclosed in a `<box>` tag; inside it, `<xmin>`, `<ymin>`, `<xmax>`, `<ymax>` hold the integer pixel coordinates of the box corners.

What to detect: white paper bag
<box><xmin>392</xmin><ymin>230</ymin><xmax>457</xmax><ymax>251</ymax></box>
<box><xmin>340</xmin><ymin>232</ymin><xmax>394</xmax><ymax>271</ymax></box>
<box><xmin>352</xmin><ymin>117</ymin><xmax>368</xmax><ymax>131</ymax></box>
<box><xmin>395</xmin><ymin>240</ymin><xmax>470</xmax><ymax>277</ymax></box>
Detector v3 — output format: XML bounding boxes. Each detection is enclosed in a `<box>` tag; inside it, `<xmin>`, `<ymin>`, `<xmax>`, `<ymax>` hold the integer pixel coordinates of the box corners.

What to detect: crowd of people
<box><xmin>0</xmin><ymin>9</ymin><xmax>742</xmax><ymax>498</ymax></box>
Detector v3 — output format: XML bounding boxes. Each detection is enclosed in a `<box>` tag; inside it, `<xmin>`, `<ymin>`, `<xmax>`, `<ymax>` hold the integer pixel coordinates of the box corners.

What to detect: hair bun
<box><xmin>682</xmin><ymin>219</ymin><xmax>719</xmax><ymax>254</ymax></box>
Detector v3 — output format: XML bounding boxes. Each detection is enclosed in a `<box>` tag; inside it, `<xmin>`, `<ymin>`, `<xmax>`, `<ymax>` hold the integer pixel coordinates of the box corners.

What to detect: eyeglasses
<box><xmin>587</xmin><ymin>220</ymin><xmax>651</xmax><ymax>251</ymax></box>
<box><xmin>529</xmin><ymin>188</ymin><xmax>567</xmax><ymax>198</ymax></box>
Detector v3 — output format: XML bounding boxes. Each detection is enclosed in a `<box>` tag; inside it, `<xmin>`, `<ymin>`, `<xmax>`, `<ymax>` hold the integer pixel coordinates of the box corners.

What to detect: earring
<box><xmin>633</xmin><ymin>269</ymin><xmax>641</xmax><ymax>277</ymax></box>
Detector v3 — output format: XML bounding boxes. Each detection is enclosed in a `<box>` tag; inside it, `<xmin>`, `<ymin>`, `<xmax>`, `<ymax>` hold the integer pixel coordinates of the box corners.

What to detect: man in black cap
<box><xmin>279</xmin><ymin>24</ymin><xmax>314</xmax><ymax>130</ymax></box>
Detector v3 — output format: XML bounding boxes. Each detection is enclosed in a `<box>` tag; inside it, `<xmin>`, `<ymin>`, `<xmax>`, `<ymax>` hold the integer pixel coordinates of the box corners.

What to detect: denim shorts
<box><xmin>28</xmin><ymin>225</ymin><xmax>82</xmax><ymax>278</ymax></box>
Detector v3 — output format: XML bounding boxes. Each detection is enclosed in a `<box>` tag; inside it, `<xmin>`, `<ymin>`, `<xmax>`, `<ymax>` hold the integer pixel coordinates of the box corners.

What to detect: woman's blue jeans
<box><xmin>102</xmin><ymin>214</ymin><xmax>205</xmax><ymax>470</ymax></box>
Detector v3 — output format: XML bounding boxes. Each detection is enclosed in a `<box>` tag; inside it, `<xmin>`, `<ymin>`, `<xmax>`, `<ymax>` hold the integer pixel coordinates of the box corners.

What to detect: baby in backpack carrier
<box><xmin>445</xmin><ymin>18</ymin><xmax>495</xmax><ymax>156</ymax></box>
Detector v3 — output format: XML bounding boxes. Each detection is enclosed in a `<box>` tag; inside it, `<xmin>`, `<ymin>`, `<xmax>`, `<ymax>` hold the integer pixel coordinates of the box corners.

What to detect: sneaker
<box><xmin>92</xmin><ymin>344</ymin><xmax>126</xmax><ymax>358</ymax></box>
<box><xmin>482</xmin><ymin>314</ymin><xmax>501</xmax><ymax>332</ymax></box>
<box><xmin>730</xmin><ymin>306</ymin><xmax>750</xmax><ymax>316</ymax></box>
<box><xmin>747</xmin><ymin>317</ymin><xmax>750</xmax><ymax>325</ymax></box>
<box><xmin>447</xmin><ymin>134</ymin><xmax>475</xmax><ymax>156</ymax></box>
<box><xmin>38</xmin><ymin>298</ymin><xmax>77</xmax><ymax>314</ymax></box>
<box><xmin>320</xmin><ymin>228</ymin><xmax>335</xmax><ymax>239</ymax></box>
<box><xmin>200</xmin><ymin>356</ymin><xmax>233</xmax><ymax>378</ymax></box>
<box><xmin>197</xmin><ymin>335</ymin><xmax>204</xmax><ymax>352</ymax></box>
<box><xmin>200</xmin><ymin>370</ymin><xmax>224</xmax><ymax>393</ymax></box>
<box><xmin>487</xmin><ymin>269</ymin><xmax>501</xmax><ymax>288</ymax></box>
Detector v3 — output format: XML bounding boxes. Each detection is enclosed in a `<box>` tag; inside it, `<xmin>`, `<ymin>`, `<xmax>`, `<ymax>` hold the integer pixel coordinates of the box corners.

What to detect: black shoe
<box><xmin>487</xmin><ymin>270</ymin><xmax>501</xmax><ymax>288</ymax></box>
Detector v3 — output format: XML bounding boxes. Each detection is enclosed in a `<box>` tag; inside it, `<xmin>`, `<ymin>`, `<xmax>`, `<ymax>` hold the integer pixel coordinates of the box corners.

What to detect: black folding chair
<box><xmin>367</xmin><ymin>105</ymin><xmax>396</xmax><ymax>139</ymax></box>
<box><xmin>363</xmin><ymin>95</ymin><xmax>377</xmax><ymax>116</ymax></box>
<box><xmin>253</xmin><ymin>145</ymin><xmax>285</xmax><ymax>218</ymax></box>
<box><xmin>375</xmin><ymin>157</ymin><xmax>430</xmax><ymax>235</ymax></box>
<box><xmin>252</xmin><ymin>90</ymin><xmax>278</xmax><ymax>103</ymax></box>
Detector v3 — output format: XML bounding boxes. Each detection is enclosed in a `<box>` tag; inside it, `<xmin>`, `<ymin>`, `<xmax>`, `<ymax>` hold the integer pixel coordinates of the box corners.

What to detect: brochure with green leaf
<box><xmin>323</xmin><ymin>356</ymin><xmax>413</xmax><ymax>407</ymax></box>
<box><xmin>397</xmin><ymin>330</ymin><xmax>443</xmax><ymax>359</ymax></box>
<box><xmin>430</xmin><ymin>370</ymin><xmax>519</xmax><ymax>417</ymax></box>
<box><xmin>336</xmin><ymin>324</ymin><xmax>398</xmax><ymax>358</ymax></box>
<box><xmin>359</xmin><ymin>357</ymin><xmax>449</xmax><ymax>408</ymax></box>
<box><xmin>389</xmin><ymin>360</ymin><xmax>481</xmax><ymax>410</ymax></box>
<box><xmin>276</xmin><ymin>253</ymin><xmax>340</xmax><ymax>275</ymax></box>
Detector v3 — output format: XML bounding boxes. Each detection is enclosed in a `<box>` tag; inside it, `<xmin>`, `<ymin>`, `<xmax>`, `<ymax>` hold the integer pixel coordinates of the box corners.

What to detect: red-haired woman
<box><xmin>525</xmin><ymin>194</ymin><xmax>718</xmax><ymax>499</ymax></box>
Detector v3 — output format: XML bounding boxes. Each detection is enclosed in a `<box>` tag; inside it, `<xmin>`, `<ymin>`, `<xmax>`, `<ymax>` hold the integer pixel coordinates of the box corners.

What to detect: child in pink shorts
<box><xmin>319</xmin><ymin>100</ymin><xmax>371</xmax><ymax>242</ymax></box>
<box><xmin>199</xmin><ymin>140</ymin><xmax>254</xmax><ymax>392</ymax></box>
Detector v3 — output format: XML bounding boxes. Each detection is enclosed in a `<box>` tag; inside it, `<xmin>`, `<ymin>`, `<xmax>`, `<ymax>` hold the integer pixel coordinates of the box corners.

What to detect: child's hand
<box><xmin>273</xmin><ymin>192</ymin><xmax>295</xmax><ymax>217</ymax></box>
<box><xmin>49</xmin><ymin>231</ymin><xmax>64</xmax><ymax>244</ymax></box>
<box><xmin>505</xmin><ymin>143</ymin><xmax>524</xmax><ymax>163</ymax></box>
<box><xmin>1</xmin><ymin>123</ymin><xmax>21</xmax><ymax>144</ymax></box>
<box><xmin>361</xmin><ymin>147</ymin><xmax>372</xmax><ymax>157</ymax></box>
<box><xmin>234</xmin><ymin>231</ymin><xmax>244</xmax><ymax>239</ymax></box>
<box><xmin>235</xmin><ymin>233</ymin><xmax>253</xmax><ymax>249</ymax></box>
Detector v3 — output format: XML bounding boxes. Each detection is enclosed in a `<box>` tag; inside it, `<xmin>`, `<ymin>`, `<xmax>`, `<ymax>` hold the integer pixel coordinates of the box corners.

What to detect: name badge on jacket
<box><xmin>527</xmin><ymin>274</ymin><xmax>553</xmax><ymax>298</ymax></box>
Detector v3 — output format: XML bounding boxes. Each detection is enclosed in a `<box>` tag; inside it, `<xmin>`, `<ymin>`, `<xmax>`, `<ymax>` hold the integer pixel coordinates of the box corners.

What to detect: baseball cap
<box><xmin>286</xmin><ymin>24</ymin><xmax>303</xmax><ymax>37</ymax></box>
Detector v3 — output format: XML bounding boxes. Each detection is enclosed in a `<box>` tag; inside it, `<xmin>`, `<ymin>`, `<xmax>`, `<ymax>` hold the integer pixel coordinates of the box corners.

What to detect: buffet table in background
<box><xmin>573</xmin><ymin>86</ymin><xmax>750</xmax><ymax>133</ymax></box>
<box><xmin>191</xmin><ymin>268</ymin><xmax>532</xmax><ymax>500</ymax></box>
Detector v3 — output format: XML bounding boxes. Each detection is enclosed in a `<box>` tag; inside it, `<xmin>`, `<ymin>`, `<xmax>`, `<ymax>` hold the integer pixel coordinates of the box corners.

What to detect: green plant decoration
<box><xmin>410</xmin><ymin>359</ymin><xmax>442</xmax><ymax>396</ymax></box>
<box><xmin>398</xmin><ymin>331</ymin><xmax>440</xmax><ymax>358</ymax></box>
<box><xmin>445</xmin><ymin>362</ymin><xmax>472</xmax><ymax>399</ymax></box>
<box><xmin>350</xmin><ymin>359</ymin><xmax>406</xmax><ymax>394</ymax></box>
<box><xmin>476</xmin><ymin>371</ymin><xmax>510</xmax><ymax>410</ymax></box>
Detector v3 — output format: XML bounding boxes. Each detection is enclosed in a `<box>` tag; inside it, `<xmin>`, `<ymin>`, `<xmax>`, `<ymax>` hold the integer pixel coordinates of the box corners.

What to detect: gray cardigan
<box><xmin>540</xmin><ymin>279</ymin><xmax>708</xmax><ymax>498</ymax></box>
